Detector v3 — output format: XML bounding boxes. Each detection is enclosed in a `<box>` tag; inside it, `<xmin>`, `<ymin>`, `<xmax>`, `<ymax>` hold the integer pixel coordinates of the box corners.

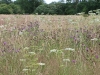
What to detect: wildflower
<box><xmin>19</xmin><ymin>31</ymin><xmax>23</xmax><ymax>35</ymax></box>
<box><xmin>65</xmin><ymin>48</ymin><xmax>75</xmax><ymax>51</ymax></box>
<box><xmin>32</xmin><ymin>69</ymin><xmax>36</xmax><ymax>71</ymax></box>
<box><xmin>24</xmin><ymin>47</ymin><xmax>29</xmax><ymax>50</ymax></box>
<box><xmin>86</xmin><ymin>48</ymin><xmax>89</xmax><ymax>51</ymax></box>
<box><xmin>0</xmin><ymin>25</ymin><xmax>4</xmax><ymax>28</ymax></box>
<box><xmin>22</xmin><ymin>68</ymin><xmax>29</xmax><ymax>71</ymax></box>
<box><xmin>38</xmin><ymin>63</ymin><xmax>45</xmax><ymax>66</ymax></box>
<box><xmin>50</xmin><ymin>49</ymin><xmax>57</xmax><ymax>53</ymax></box>
<box><xmin>63</xmin><ymin>59</ymin><xmax>70</xmax><ymax>62</ymax></box>
<box><xmin>91</xmin><ymin>38</ymin><xmax>98</xmax><ymax>41</ymax></box>
<box><xmin>94</xmin><ymin>18</ymin><xmax>100</xmax><ymax>22</ymax></box>
<box><xmin>19</xmin><ymin>59</ymin><xmax>26</xmax><ymax>61</ymax></box>
<box><xmin>3</xmin><ymin>42</ymin><xmax>7</xmax><ymax>45</ymax></box>
<box><xmin>95</xmin><ymin>55</ymin><xmax>99</xmax><ymax>59</ymax></box>
<box><xmin>28</xmin><ymin>52</ymin><xmax>36</xmax><ymax>55</ymax></box>
<box><xmin>72</xmin><ymin>60</ymin><xmax>76</xmax><ymax>63</ymax></box>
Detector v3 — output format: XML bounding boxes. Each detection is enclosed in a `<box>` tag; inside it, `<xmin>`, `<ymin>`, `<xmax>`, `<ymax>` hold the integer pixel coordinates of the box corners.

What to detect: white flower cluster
<box><xmin>19</xmin><ymin>59</ymin><xmax>26</xmax><ymax>61</ymax></box>
<box><xmin>28</xmin><ymin>52</ymin><xmax>36</xmax><ymax>55</ymax></box>
<box><xmin>50</xmin><ymin>49</ymin><xmax>57</xmax><ymax>53</ymax></box>
<box><xmin>65</xmin><ymin>48</ymin><xmax>75</xmax><ymax>51</ymax></box>
<box><xmin>63</xmin><ymin>59</ymin><xmax>70</xmax><ymax>62</ymax></box>
<box><xmin>91</xmin><ymin>38</ymin><xmax>98</xmax><ymax>41</ymax></box>
<box><xmin>37</xmin><ymin>63</ymin><xmax>45</xmax><ymax>66</ymax></box>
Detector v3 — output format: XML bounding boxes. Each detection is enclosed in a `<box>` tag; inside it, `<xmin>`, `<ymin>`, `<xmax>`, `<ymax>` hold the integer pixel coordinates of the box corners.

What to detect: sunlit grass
<box><xmin>0</xmin><ymin>15</ymin><xmax>100</xmax><ymax>75</ymax></box>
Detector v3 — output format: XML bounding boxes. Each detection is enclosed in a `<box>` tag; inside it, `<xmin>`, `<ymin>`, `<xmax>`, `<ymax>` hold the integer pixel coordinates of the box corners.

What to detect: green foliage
<box><xmin>65</xmin><ymin>3</ymin><xmax>77</xmax><ymax>15</ymax></box>
<box><xmin>0</xmin><ymin>0</ymin><xmax>100</xmax><ymax>14</ymax></box>
<box><xmin>0</xmin><ymin>4</ymin><xmax>13</xmax><ymax>14</ymax></box>
<box><xmin>0</xmin><ymin>3</ymin><xmax>23</xmax><ymax>14</ymax></box>
<box><xmin>0</xmin><ymin>0</ymin><xmax>12</xmax><ymax>4</ymax></box>
<box><xmin>15</xmin><ymin>0</ymin><xmax>44</xmax><ymax>14</ymax></box>
<box><xmin>9</xmin><ymin>3</ymin><xmax>24</xmax><ymax>14</ymax></box>
<box><xmin>34</xmin><ymin>4</ymin><xmax>57</xmax><ymax>15</ymax></box>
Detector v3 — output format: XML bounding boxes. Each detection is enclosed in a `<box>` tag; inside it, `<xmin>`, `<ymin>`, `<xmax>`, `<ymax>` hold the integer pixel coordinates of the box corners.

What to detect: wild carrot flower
<box><xmin>65</xmin><ymin>48</ymin><xmax>75</xmax><ymax>51</ymax></box>
<box><xmin>22</xmin><ymin>68</ymin><xmax>29</xmax><ymax>71</ymax></box>
<box><xmin>63</xmin><ymin>59</ymin><xmax>70</xmax><ymax>62</ymax></box>
<box><xmin>38</xmin><ymin>63</ymin><xmax>45</xmax><ymax>66</ymax></box>
<box><xmin>50</xmin><ymin>49</ymin><xmax>57</xmax><ymax>53</ymax></box>
<box><xmin>28</xmin><ymin>52</ymin><xmax>36</xmax><ymax>55</ymax></box>
<box><xmin>19</xmin><ymin>59</ymin><xmax>26</xmax><ymax>61</ymax></box>
<box><xmin>91</xmin><ymin>38</ymin><xmax>98</xmax><ymax>41</ymax></box>
<box><xmin>19</xmin><ymin>31</ymin><xmax>23</xmax><ymax>35</ymax></box>
<box><xmin>24</xmin><ymin>47</ymin><xmax>29</xmax><ymax>50</ymax></box>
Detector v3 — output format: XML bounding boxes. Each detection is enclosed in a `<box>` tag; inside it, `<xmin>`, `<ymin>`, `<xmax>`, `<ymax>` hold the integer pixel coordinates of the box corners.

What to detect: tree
<box><xmin>0</xmin><ymin>0</ymin><xmax>12</xmax><ymax>4</ymax></box>
<box><xmin>0</xmin><ymin>4</ymin><xmax>13</xmax><ymax>14</ymax></box>
<box><xmin>34</xmin><ymin>4</ymin><xmax>57</xmax><ymax>15</ymax></box>
<box><xmin>9</xmin><ymin>3</ymin><xmax>24</xmax><ymax>14</ymax></box>
<box><xmin>15</xmin><ymin>0</ymin><xmax>44</xmax><ymax>14</ymax></box>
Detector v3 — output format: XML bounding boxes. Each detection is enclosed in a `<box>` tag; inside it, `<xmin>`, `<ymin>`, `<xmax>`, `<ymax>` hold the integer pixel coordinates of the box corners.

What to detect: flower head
<box><xmin>50</xmin><ymin>49</ymin><xmax>57</xmax><ymax>53</ymax></box>
<box><xmin>19</xmin><ymin>59</ymin><xmax>26</xmax><ymax>62</ymax></box>
<box><xmin>65</xmin><ymin>48</ymin><xmax>75</xmax><ymax>51</ymax></box>
<box><xmin>38</xmin><ymin>63</ymin><xmax>45</xmax><ymax>66</ymax></box>
<box><xmin>22</xmin><ymin>68</ymin><xmax>29</xmax><ymax>71</ymax></box>
<box><xmin>28</xmin><ymin>52</ymin><xmax>36</xmax><ymax>55</ymax></box>
<box><xmin>91</xmin><ymin>38</ymin><xmax>98</xmax><ymax>41</ymax></box>
<box><xmin>63</xmin><ymin>59</ymin><xmax>70</xmax><ymax>62</ymax></box>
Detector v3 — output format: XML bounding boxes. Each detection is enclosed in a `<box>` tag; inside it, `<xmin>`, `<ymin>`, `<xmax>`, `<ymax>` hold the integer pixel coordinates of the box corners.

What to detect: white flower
<box><xmin>50</xmin><ymin>49</ymin><xmax>57</xmax><ymax>53</ymax></box>
<box><xmin>63</xmin><ymin>59</ymin><xmax>70</xmax><ymax>62</ymax></box>
<box><xmin>65</xmin><ymin>48</ymin><xmax>75</xmax><ymax>51</ymax></box>
<box><xmin>19</xmin><ymin>31</ymin><xmax>23</xmax><ymax>35</ymax></box>
<box><xmin>38</xmin><ymin>63</ymin><xmax>45</xmax><ymax>66</ymax></box>
<box><xmin>94</xmin><ymin>18</ymin><xmax>100</xmax><ymax>22</ymax></box>
<box><xmin>19</xmin><ymin>59</ymin><xmax>26</xmax><ymax>61</ymax></box>
<box><xmin>32</xmin><ymin>69</ymin><xmax>36</xmax><ymax>71</ymax></box>
<box><xmin>22</xmin><ymin>68</ymin><xmax>29</xmax><ymax>71</ymax></box>
<box><xmin>0</xmin><ymin>25</ymin><xmax>4</xmax><ymax>28</ymax></box>
<box><xmin>24</xmin><ymin>47</ymin><xmax>29</xmax><ymax>50</ymax></box>
<box><xmin>28</xmin><ymin>52</ymin><xmax>36</xmax><ymax>55</ymax></box>
<box><xmin>91</xmin><ymin>38</ymin><xmax>98</xmax><ymax>41</ymax></box>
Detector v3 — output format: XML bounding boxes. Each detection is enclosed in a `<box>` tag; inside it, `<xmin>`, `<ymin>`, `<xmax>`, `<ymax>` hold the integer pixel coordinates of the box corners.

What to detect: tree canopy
<box><xmin>0</xmin><ymin>0</ymin><xmax>100</xmax><ymax>15</ymax></box>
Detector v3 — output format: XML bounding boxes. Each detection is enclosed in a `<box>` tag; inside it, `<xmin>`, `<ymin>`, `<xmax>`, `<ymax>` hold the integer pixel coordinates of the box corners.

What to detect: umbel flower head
<box><xmin>91</xmin><ymin>38</ymin><xmax>98</xmax><ymax>41</ymax></box>
<box><xmin>65</xmin><ymin>48</ymin><xmax>75</xmax><ymax>51</ymax></box>
<box><xmin>37</xmin><ymin>63</ymin><xmax>45</xmax><ymax>66</ymax></box>
<box><xmin>50</xmin><ymin>49</ymin><xmax>57</xmax><ymax>53</ymax></box>
<box><xmin>63</xmin><ymin>59</ymin><xmax>70</xmax><ymax>62</ymax></box>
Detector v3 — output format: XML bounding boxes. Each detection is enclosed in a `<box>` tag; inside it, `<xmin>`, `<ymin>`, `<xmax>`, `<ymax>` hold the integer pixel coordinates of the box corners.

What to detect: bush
<box><xmin>9</xmin><ymin>3</ymin><xmax>24</xmax><ymax>14</ymax></box>
<box><xmin>34</xmin><ymin>4</ymin><xmax>57</xmax><ymax>15</ymax></box>
<box><xmin>0</xmin><ymin>4</ymin><xmax>13</xmax><ymax>14</ymax></box>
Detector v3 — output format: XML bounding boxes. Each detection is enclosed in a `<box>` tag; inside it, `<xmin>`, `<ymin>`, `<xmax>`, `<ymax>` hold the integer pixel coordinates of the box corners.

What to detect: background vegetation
<box><xmin>0</xmin><ymin>15</ymin><xmax>100</xmax><ymax>75</ymax></box>
<box><xmin>0</xmin><ymin>0</ymin><xmax>100</xmax><ymax>15</ymax></box>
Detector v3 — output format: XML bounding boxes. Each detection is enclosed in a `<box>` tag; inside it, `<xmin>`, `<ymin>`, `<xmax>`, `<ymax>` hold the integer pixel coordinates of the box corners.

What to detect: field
<box><xmin>0</xmin><ymin>15</ymin><xmax>100</xmax><ymax>75</ymax></box>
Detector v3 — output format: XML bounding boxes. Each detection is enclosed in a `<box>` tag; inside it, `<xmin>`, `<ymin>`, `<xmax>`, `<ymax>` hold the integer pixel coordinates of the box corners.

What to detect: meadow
<box><xmin>0</xmin><ymin>15</ymin><xmax>100</xmax><ymax>75</ymax></box>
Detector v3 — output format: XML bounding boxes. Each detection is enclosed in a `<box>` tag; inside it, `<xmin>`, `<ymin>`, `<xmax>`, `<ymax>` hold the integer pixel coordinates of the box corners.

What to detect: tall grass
<box><xmin>0</xmin><ymin>15</ymin><xmax>100</xmax><ymax>75</ymax></box>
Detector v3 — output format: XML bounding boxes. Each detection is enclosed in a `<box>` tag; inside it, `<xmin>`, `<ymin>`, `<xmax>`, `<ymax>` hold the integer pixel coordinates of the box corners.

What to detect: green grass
<box><xmin>0</xmin><ymin>15</ymin><xmax>100</xmax><ymax>75</ymax></box>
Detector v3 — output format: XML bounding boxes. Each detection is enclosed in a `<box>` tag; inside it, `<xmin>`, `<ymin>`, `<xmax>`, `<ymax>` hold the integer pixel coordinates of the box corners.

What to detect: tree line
<box><xmin>0</xmin><ymin>0</ymin><xmax>100</xmax><ymax>15</ymax></box>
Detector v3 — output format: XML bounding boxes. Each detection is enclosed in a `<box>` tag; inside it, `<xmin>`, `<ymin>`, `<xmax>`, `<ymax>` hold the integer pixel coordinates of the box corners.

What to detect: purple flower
<box><xmin>72</xmin><ymin>60</ymin><xmax>76</xmax><ymax>64</ymax></box>
<box><xmin>3</xmin><ymin>42</ymin><xmax>7</xmax><ymax>45</ymax></box>
<box><xmin>15</xmin><ymin>49</ymin><xmax>20</xmax><ymax>53</ymax></box>
<box><xmin>95</xmin><ymin>55</ymin><xmax>99</xmax><ymax>59</ymax></box>
<box><xmin>86</xmin><ymin>48</ymin><xmax>89</xmax><ymax>51</ymax></box>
